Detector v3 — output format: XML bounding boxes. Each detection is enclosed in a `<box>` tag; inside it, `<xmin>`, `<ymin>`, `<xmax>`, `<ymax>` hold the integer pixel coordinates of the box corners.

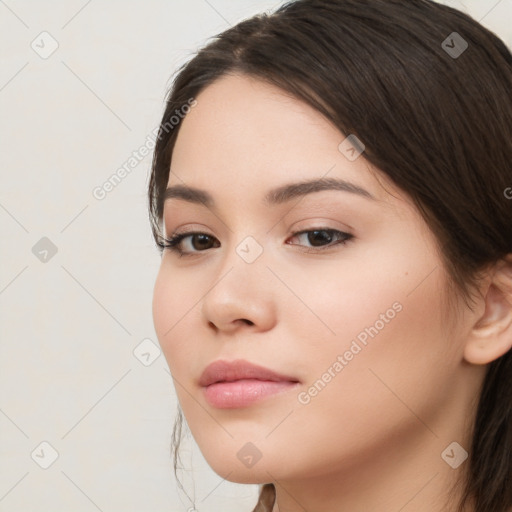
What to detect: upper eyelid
<box><xmin>165</xmin><ymin>216</ymin><xmax>354</xmax><ymax>236</ymax></box>
<box><xmin>166</xmin><ymin>226</ymin><xmax>350</xmax><ymax>238</ymax></box>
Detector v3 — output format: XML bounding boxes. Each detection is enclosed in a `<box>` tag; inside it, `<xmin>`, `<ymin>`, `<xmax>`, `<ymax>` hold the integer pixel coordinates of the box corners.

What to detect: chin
<box><xmin>213</xmin><ymin>466</ymin><xmax>272</xmax><ymax>485</ymax></box>
<box><xmin>201</xmin><ymin>449</ymin><xmax>280</xmax><ymax>484</ymax></box>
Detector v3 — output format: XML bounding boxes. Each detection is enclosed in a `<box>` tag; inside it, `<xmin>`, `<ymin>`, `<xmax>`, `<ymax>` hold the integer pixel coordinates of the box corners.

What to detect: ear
<box><xmin>464</xmin><ymin>254</ymin><xmax>512</xmax><ymax>365</ymax></box>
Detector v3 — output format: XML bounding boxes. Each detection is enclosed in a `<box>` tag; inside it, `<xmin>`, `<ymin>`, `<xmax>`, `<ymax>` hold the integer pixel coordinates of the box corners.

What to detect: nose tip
<box><xmin>201</xmin><ymin>250</ymin><xmax>277</xmax><ymax>334</ymax></box>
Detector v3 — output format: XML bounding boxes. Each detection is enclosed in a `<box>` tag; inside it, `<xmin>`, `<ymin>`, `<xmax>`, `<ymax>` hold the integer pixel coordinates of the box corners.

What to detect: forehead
<box><xmin>167</xmin><ymin>73</ymin><xmax>404</xmax><ymax>210</ymax></box>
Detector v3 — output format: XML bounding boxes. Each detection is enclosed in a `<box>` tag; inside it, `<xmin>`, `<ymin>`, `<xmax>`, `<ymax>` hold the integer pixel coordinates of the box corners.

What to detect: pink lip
<box><xmin>199</xmin><ymin>359</ymin><xmax>300</xmax><ymax>409</ymax></box>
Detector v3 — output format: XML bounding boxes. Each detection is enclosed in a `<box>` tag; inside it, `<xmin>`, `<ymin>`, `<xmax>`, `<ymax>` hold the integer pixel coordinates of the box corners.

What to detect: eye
<box><xmin>160</xmin><ymin>232</ymin><xmax>219</xmax><ymax>256</ymax></box>
<box><xmin>160</xmin><ymin>228</ymin><xmax>353</xmax><ymax>257</ymax></box>
<box><xmin>286</xmin><ymin>229</ymin><xmax>353</xmax><ymax>252</ymax></box>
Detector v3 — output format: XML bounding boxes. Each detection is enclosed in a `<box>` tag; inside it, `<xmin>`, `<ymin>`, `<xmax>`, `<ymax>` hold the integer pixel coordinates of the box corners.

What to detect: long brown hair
<box><xmin>148</xmin><ymin>1</ymin><xmax>512</xmax><ymax>510</ymax></box>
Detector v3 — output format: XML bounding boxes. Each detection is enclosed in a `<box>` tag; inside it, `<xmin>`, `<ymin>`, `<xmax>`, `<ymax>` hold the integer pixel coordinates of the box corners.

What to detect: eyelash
<box><xmin>160</xmin><ymin>228</ymin><xmax>353</xmax><ymax>257</ymax></box>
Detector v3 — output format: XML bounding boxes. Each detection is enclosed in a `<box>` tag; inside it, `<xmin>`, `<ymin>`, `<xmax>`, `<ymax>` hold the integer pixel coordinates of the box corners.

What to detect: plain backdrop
<box><xmin>1</xmin><ymin>1</ymin><xmax>511</xmax><ymax>511</ymax></box>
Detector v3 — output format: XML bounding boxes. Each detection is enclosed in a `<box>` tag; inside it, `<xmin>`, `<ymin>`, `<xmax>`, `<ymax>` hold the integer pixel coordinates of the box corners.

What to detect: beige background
<box><xmin>1</xmin><ymin>1</ymin><xmax>511</xmax><ymax>511</ymax></box>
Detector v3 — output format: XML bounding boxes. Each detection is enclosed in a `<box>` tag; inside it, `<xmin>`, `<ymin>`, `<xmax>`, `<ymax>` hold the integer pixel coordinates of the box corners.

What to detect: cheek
<box><xmin>152</xmin><ymin>264</ymin><xmax>199</xmax><ymax>373</ymax></box>
<box><xmin>301</xmin><ymin>268</ymin><xmax>451</xmax><ymax>420</ymax></box>
<box><xmin>152</xmin><ymin>266</ymin><xmax>174</xmax><ymax>344</ymax></box>
<box><xmin>269</xmin><ymin>248</ymin><xmax>455</xmax><ymax>434</ymax></box>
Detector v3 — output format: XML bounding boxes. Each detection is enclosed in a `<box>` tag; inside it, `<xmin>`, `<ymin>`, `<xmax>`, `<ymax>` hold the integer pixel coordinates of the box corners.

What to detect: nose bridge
<box><xmin>200</xmin><ymin>231</ymin><xmax>275</xmax><ymax>332</ymax></box>
<box><xmin>210</xmin><ymin>232</ymin><xmax>268</xmax><ymax>302</ymax></box>
<box><xmin>216</xmin><ymin>212</ymin><xmax>268</xmax><ymax>275</ymax></box>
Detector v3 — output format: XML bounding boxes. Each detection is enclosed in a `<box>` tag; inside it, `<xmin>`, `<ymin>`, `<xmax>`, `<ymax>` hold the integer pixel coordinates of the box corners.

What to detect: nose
<box><xmin>201</xmin><ymin>248</ymin><xmax>277</xmax><ymax>335</ymax></box>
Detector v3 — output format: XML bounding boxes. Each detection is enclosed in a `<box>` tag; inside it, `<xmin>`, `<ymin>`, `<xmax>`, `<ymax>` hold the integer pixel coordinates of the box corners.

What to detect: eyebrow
<box><xmin>163</xmin><ymin>177</ymin><xmax>375</xmax><ymax>209</ymax></box>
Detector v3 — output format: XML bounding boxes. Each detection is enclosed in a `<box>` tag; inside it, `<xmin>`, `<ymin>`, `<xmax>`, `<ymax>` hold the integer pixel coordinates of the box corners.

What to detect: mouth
<box><xmin>199</xmin><ymin>359</ymin><xmax>300</xmax><ymax>409</ymax></box>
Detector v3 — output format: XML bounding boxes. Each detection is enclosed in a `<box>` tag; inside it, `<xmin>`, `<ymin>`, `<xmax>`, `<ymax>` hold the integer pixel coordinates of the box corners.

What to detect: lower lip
<box><xmin>203</xmin><ymin>379</ymin><xmax>299</xmax><ymax>409</ymax></box>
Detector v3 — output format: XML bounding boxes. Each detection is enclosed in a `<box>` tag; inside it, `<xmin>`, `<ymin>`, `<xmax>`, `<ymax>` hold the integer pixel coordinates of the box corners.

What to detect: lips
<box><xmin>199</xmin><ymin>359</ymin><xmax>300</xmax><ymax>387</ymax></box>
<box><xmin>199</xmin><ymin>359</ymin><xmax>301</xmax><ymax>409</ymax></box>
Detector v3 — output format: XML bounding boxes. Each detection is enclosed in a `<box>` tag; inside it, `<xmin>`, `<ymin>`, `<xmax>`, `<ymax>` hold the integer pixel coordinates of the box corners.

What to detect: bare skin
<box><xmin>152</xmin><ymin>73</ymin><xmax>512</xmax><ymax>512</ymax></box>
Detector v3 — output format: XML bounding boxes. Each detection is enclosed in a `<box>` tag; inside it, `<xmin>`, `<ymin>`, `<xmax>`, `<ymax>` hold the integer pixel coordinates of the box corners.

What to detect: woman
<box><xmin>148</xmin><ymin>1</ymin><xmax>512</xmax><ymax>510</ymax></box>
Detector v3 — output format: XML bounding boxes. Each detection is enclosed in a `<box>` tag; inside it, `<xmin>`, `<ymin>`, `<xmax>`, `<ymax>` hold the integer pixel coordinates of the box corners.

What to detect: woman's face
<box><xmin>152</xmin><ymin>74</ymin><xmax>478</xmax><ymax>487</ymax></box>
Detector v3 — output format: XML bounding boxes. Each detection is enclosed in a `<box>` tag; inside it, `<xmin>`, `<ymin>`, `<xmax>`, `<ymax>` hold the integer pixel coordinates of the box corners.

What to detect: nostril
<box><xmin>207</xmin><ymin>319</ymin><xmax>254</xmax><ymax>330</ymax></box>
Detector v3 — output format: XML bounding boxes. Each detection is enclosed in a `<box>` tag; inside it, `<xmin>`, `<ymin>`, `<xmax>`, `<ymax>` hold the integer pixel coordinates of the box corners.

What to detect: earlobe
<box><xmin>463</xmin><ymin>255</ymin><xmax>512</xmax><ymax>365</ymax></box>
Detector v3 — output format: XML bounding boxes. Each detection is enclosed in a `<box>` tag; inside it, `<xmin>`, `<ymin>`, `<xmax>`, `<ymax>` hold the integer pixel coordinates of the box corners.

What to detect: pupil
<box><xmin>309</xmin><ymin>230</ymin><xmax>332</xmax><ymax>246</ymax></box>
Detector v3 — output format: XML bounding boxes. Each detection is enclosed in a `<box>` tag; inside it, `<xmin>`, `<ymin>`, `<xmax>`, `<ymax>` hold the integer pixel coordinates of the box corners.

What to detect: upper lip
<box><xmin>199</xmin><ymin>359</ymin><xmax>300</xmax><ymax>387</ymax></box>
